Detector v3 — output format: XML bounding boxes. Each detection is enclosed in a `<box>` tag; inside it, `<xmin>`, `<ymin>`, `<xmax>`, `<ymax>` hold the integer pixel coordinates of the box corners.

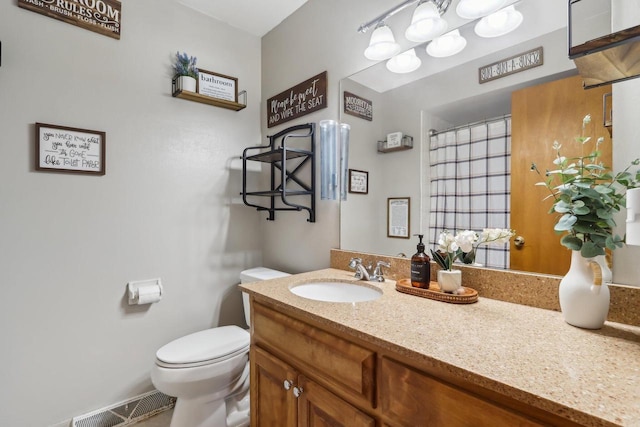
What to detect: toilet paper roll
<box><xmin>127</xmin><ymin>279</ymin><xmax>163</xmax><ymax>305</ymax></box>
<box><xmin>137</xmin><ymin>284</ymin><xmax>162</xmax><ymax>304</ymax></box>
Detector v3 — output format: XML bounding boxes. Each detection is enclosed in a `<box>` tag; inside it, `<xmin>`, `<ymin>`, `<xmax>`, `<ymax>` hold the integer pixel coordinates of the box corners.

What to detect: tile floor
<box><xmin>136</xmin><ymin>408</ymin><xmax>173</xmax><ymax>426</ymax></box>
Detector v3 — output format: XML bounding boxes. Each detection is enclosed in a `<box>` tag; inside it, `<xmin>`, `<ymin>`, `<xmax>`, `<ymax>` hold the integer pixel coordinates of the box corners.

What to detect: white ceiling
<box><xmin>177</xmin><ymin>0</ymin><xmax>309</xmax><ymax>37</ymax></box>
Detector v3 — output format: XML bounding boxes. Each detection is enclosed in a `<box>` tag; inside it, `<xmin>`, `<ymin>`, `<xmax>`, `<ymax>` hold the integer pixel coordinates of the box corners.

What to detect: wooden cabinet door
<box><xmin>297</xmin><ymin>375</ymin><xmax>375</xmax><ymax>427</ymax></box>
<box><xmin>380</xmin><ymin>357</ymin><xmax>545</xmax><ymax>427</ymax></box>
<box><xmin>511</xmin><ymin>74</ymin><xmax>612</xmax><ymax>275</ymax></box>
<box><xmin>251</xmin><ymin>346</ymin><xmax>297</xmax><ymax>427</ymax></box>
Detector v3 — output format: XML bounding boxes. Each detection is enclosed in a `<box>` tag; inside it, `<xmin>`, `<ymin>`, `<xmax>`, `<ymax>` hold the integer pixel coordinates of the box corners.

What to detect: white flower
<box><xmin>455</xmin><ymin>230</ymin><xmax>477</xmax><ymax>253</ymax></box>
<box><xmin>583</xmin><ymin>114</ymin><xmax>591</xmax><ymax>126</ymax></box>
<box><xmin>479</xmin><ymin>228</ymin><xmax>515</xmax><ymax>245</ymax></box>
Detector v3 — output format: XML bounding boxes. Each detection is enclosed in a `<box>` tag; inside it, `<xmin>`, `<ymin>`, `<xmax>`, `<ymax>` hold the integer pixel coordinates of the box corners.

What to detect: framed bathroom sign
<box><xmin>197</xmin><ymin>69</ymin><xmax>238</xmax><ymax>102</ymax></box>
<box><xmin>387</xmin><ymin>197</ymin><xmax>410</xmax><ymax>238</ymax></box>
<box><xmin>348</xmin><ymin>169</ymin><xmax>368</xmax><ymax>194</ymax></box>
<box><xmin>35</xmin><ymin>123</ymin><xmax>106</xmax><ymax>175</ymax></box>
<box><xmin>18</xmin><ymin>0</ymin><xmax>122</xmax><ymax>40</ymax></box>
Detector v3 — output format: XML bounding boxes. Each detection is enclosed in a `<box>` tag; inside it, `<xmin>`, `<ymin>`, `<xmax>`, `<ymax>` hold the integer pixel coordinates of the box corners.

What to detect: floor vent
<box><xmin>71</xmin><ymin>390</ymin><xmax>175</xmax><ymax>427</ymax></box>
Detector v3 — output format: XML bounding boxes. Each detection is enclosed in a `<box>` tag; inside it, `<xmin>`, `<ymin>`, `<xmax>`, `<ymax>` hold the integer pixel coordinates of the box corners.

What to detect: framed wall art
<box><xmin>387</xmin><ymin>197</ymin><xmax>410</xmax><ymax>238</ymax></box>
<box><xmin>197</xmin><ymin>69</ymin><xmax>238</xmax><ymax>102</ymax></box>
<box><xmin>35</xmin><ymin>123</ymin><xmax>106</xmax><ymax>175</ymax></box>
<box><xmin>348</xmin><ymin>169</ymin><xmax>368</xmax><ymax>194</ymax></box>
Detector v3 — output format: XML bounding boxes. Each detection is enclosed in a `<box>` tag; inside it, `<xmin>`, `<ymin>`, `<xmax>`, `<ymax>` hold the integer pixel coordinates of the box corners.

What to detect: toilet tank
<box><xmin>240</xmin><ymin>267</ymin><xmax>290</xmax><ymax>326</ymax></box>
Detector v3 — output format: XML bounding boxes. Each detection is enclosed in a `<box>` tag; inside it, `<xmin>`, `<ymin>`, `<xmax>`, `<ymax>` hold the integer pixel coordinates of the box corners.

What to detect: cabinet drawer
<box><xmin>380</xmin><ymin>357</ymin><xmax>545</xmax><ymax>427</ymax></box>
<box><xmin>253</xmin><ymin>302</ymin><xmax>375</xmax><ymax>404</ymax></box>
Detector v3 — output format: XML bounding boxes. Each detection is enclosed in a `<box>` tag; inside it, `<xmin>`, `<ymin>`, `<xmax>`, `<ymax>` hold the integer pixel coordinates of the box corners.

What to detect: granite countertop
<box><xmin>240</xmin><ymin>268</ymin><xmax>640</xmax><ymax>427</ymax></box>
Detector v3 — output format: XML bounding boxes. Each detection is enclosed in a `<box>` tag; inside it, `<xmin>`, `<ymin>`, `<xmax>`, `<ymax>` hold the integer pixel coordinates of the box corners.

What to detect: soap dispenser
<box><xmin>411</xmin><ymin>234</ymin><xmax>430</xmax><ymax>288</ymax></box>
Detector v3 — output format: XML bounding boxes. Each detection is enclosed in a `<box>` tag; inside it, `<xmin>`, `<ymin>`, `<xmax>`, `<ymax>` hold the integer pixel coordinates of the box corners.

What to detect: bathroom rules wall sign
<box><xmin>267</xmin><ymin>71</ymin><xmax>327</xmax><ymax>128</ymax></box>
<box><xmin>343</xmin><ymin>91</ymin><xmax>373</xmax><ymax>121</ymax></box>
<box><xmin>35</xmin><ymin>123</ymin><xmax>106</xmax><ymax>175</ymax></box>
<box><xmin>478</xmin><ymin>47</ymin><xmax>543</xmax><ymax>84</ymax></box>
<box><xmin>18</xmin><ymin>0</ymin><xmax>122</xmax><ymax>40</ymax></box>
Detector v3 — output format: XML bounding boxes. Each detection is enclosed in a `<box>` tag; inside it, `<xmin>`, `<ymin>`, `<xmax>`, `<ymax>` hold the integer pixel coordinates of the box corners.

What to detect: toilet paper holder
<box><xmin>127</xmin><ymin>278</ymin><xmax>163</xmax><ymax>305</ymax></box>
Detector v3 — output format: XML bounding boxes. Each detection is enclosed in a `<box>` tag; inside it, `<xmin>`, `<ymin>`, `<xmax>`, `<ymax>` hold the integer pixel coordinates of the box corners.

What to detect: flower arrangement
<box><xmin>430</xmin><ymin>228</ymin><xmax>515</xmax><ymax>270</ymax></box>
<box><xmin>531</xmin><ymin>114</ymin><xmax>640</xmax><ymax>258</ymax></box>
<box><xmin>173</xmin><ymin>51</ymin><xmax>198</xmax><ymax>79</ymax></box>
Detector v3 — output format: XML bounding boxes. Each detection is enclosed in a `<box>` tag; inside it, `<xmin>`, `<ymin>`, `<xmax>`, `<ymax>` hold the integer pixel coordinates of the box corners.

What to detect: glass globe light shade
<box><xmin>405</xmin><ymin>1</ymin><xmax>448</xmax><ymax>42</ymax></box>
<box><xmin>456</xmin><ymin>0</ymin><xmax>506</xmax><ymax>19</ymax></box>
<box><xmin>386</xmin><ymin>49</ymin><xmax>422</xmax><ymax>74</ymax></box>
<box><xmin>426</xmin><ymin>30</ymin><xmax>467</xmax><ymax>57</ymax></box>
<box><xmin>364</xmin><ymin>25</ymin><xmax>401</xmax><ymax>60</ymax></box>
<box><xmin>474</xmin><ymin>5</ymin><xmax>523</xmax><ymax>38</ymax></box>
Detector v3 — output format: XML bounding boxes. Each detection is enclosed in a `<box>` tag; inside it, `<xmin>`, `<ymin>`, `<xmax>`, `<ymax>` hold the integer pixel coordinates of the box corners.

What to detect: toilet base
<box><xmin>166</xmin><ymin>361</ymin><xmax>250</xmax><ymax>427</ymax></box>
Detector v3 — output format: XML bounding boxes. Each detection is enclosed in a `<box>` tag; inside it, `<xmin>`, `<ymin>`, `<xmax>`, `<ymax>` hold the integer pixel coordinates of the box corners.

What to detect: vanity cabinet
<box><xmin>249</xmin><ymin>300</ymin><xmax>581</xmax><ymax>427</ymax></box>
<box><xmin>251</xmin><ymin>301</ymin><xmax>376</xmax><ymax>426</ymax></box>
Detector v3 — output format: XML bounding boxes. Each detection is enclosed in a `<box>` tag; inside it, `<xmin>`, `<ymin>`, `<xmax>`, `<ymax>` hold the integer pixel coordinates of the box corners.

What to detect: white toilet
<box><xmin>151</xmin><ymin>267</ymin><xmax>290</xmax><ymax>427</ymax></box>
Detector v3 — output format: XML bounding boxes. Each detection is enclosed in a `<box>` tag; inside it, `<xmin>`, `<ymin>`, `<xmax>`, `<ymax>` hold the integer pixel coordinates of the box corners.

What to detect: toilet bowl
<box><xmin>151</xmin><ymin>267</ymin><xmax>290</xmax><ymax>427</ymax></box>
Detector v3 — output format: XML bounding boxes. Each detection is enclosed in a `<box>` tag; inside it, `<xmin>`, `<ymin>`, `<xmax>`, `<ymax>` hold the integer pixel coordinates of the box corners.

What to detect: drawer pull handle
<box><xmin>283</xmin><ymin>379</ymin><xmax>293</xmax><ymax>390</ymax></box>
<box><xmin>293</xmin><ymin>386</ymin><xmax>304</xmax><ymax>398</ymax></box>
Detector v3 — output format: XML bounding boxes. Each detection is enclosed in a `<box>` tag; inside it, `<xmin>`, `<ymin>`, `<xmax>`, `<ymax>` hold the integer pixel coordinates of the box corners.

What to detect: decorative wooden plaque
<box><xmin>344</xmin><ymin>91</ymin><xmax>373</xmax><ymax>121</ymax></box>
<box><xmin>267</xmin><ymin>71</ymin><xmax>327</xmax><ymax>128</ymax></box>
<box><xmin>479</xmin><ymin>47</ymin><xmax>543</xmax><ymax>84</ymax></box>
<box><xmin>18</xmin><ymin>0</ymin><xmax>122</xmax><ymax>40</ymax></box>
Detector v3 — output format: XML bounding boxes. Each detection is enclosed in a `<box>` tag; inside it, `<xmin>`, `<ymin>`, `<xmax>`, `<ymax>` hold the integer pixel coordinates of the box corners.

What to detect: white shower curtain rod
<box><xmin>428</xmin><ymin>114</ymin><xmax>511</xmax><ymax>137</ymax></box>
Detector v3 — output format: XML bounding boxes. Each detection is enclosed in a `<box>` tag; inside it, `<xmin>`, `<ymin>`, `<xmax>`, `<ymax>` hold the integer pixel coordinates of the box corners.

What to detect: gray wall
<box><xmin>0</xmin><ymin>1</ymin><xmax>261</xmax><ymax>425</ymax></box>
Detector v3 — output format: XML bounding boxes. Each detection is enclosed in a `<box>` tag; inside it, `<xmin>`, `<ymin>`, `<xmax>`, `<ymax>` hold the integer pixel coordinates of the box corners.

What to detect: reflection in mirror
<box><xmin>339</xmin><ymin>0</ymin><xmax>640</xmax><ymax>286</ymax></box>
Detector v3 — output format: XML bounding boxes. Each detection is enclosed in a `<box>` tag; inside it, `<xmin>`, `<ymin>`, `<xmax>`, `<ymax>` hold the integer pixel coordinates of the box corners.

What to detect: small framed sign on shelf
<box><xmin>197</xmin><ymin>69</ymin><xmax>238</xmax><ymax>102</ymax></box>
<box><xmin>35</xmin><ymin>123</ymin><xmax>105</xmax><ymax>175</ymax></box>
<box><xmin>348</xmin><ymin>169</ymin><xmax>369</xmax><ymax>194</ymax></box>
<box><xmin>387</xmin><ymin>197</ymin><xmax>410</xmax><ymax>238</ymax></box>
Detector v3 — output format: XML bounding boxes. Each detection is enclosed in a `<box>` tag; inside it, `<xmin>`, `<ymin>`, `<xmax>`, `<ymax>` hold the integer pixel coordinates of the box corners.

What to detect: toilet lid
<box><xmin>156</xmin><ymin>325</ymin><xmax>249</xmax><ymax>366</ymax></box>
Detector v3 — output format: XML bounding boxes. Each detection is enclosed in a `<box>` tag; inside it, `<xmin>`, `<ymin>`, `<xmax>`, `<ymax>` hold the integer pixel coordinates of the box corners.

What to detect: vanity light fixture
<box><xmin>364</xmin><ymin>23</ymin><xmax>402</xmax><ymax>60</ymax></box>
<box><xmin>405</xmin><ymin>1</ymin><xmax>449</xmax><ymax>43</ymax></box>
<box><xmin>456</xmin><ymin>0</ymin><xmax>506</xmax><ymax>20</ymax></box>
<box><xmin>474</xmin><ymin>5</ymin><xmax>523</xmax><ymax>38</ymax></box>
<box><xmin>386</xmin><ymin>48</ymin><xmax>422</xmax><ymax>73</ymax></box>
<box><xmin>426</xmin><ymin>29</ymin><xmax>467</xmax><ymax>57</ymax></box>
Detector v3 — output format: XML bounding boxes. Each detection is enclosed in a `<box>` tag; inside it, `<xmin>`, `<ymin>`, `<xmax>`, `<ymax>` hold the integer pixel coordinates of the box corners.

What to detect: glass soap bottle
<box><xmin>411</xmin><ymin>234</ymin><xmax>430</xmax><ymax>288</ymax></box>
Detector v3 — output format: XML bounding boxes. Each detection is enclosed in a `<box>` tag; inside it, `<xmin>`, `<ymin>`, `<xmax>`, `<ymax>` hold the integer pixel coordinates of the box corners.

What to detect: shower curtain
<box><xmin>429</xmin><ymin>116</ymin><xmax>511</xmax><ymax>269</ymax></box>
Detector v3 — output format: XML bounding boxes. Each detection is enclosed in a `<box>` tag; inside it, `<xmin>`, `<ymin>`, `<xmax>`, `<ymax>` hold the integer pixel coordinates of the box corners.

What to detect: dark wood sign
<box><xmin>267</xmin><ymin>71</ymin><xmax>327</xmax><ymax>128</ymax></box>
<box><xmin>344</xmin><ymin>91</ymin><xmax>373</xmax><ymax>121</ymax></box>
<box><xmin>479</xmin><ymin>47</ymin><xmax>543</xmax><ymax>84</ymax></box>
<box><xmin>18</xmin><ymin>0</ymin><xmax>122</xmax><ymax>40</ymax></box>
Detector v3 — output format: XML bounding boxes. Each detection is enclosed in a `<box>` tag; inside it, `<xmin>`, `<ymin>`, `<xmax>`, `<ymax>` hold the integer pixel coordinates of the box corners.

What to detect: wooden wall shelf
<box><xmin>172</xmin><ymin>89</ymin><xmax>246</xmax><ymax>111</ymax></box>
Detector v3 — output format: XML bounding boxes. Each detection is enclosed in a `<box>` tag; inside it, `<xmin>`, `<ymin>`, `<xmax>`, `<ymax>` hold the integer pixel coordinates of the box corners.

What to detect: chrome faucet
<box><xmin>349</xmin><ymin>257</ymin><xmax>371</xmax><ymax>281</ymax></box>
<box><xmin>371</xmin><ymin>261</ymin><xmax>391</xmax><ymax>282</ymax></box>
<box><xmin>349</xmin><ymin>258</ymin><xmax>391</xmax><ymax>282</ymax></box>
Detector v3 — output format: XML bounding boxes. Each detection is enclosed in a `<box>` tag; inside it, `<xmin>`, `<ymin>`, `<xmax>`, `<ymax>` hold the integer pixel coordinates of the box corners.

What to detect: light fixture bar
<box><xmin>358</xmin><ymin>0</ymin><xmax>419</xmax><ymax>33</ymax></box>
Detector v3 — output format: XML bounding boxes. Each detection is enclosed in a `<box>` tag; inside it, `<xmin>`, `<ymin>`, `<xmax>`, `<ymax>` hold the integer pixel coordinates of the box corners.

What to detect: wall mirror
<box><xmin>339</xmin><ymin>0</ymin><xmax>640</xmax><ymax>286</ymax></box>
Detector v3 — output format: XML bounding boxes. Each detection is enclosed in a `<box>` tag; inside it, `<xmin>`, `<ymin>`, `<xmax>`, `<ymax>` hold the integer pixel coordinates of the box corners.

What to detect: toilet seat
<box><xmin>156</xmin><ymin>325</ymin><xmax>249</xmax><ymax>369</ymax></box>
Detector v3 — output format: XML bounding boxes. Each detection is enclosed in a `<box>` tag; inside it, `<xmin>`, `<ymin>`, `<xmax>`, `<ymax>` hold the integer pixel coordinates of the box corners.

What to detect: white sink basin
<box><xmin>289</xmin><ymin>281</ymin><xmax>382</xmax><ymax>303</ymax></box>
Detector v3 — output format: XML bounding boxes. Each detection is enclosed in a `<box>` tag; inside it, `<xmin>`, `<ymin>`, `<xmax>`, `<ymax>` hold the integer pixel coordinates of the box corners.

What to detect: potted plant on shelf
<box><xmin>173</xmin><ymin>51</ymin><xmax>198</xmax><ymax>92</ymax></box>
<box><xmin>531</xmin><ymin>114</ymin><xmax>639</xmax><ymax>329</ymax></box>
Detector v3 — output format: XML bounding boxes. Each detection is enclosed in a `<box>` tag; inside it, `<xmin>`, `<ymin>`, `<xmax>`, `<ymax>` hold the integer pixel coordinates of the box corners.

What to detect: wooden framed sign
<box><xmin>479</xmin><ymin>47</ymin><xmax>543</xmax><ymax>84</ymax></box>
<box><xmin>344</xmin><ymin>91</ymin><xmax>373</xmax><ymax>121</ymax></box>
<box><xmin>387</xmin><ymin>197</ymin><xmax>410</xmax><ymax>239</ymax></box>
<box><xmin>18</xmin><ymin>0</ymin><xmax>122</xmax><ymax>40</ymax></box>
<box><xmin>348</xmin><ymin>169</ymin><xmax>368</xmax><ymax>194</ymax></box>
<box><xmin>197</xmin><ymin>69</ymin><xmax>238</xmax><ymax>102</ymax></box>
<box><xmin>36</xmin><ymin>123</ymin><xmax>105</xmax><ymax>175</ymax></box>
<box><xmin>267</xmin><ymin>71</ymin><xmax>327</xmax><ymax>128</ymax></box>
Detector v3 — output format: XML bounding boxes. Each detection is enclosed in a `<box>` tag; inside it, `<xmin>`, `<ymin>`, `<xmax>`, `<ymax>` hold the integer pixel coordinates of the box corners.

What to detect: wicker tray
<box><xmin>396</xmin><ymin>278</ymin><xmax>478</xmax><ymax>304</ymax></box>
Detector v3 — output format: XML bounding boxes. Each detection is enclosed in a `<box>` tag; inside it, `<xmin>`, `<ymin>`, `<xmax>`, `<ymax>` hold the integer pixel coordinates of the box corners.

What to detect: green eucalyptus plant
<box><xmin>531</xmin><ymin>114</ymin><xmax>640</xmax><ymax>258</ymax></box>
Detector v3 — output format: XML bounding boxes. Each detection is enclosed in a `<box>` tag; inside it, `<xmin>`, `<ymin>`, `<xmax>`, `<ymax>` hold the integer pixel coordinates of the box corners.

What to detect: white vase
<box><xmin>437</xmin><ymin>269</ymin><xmax>462</xmax><ymax>293</ymax></box>
<box><xmin>558</xmin><ymin>250</ymin><xmax>610</xmax><ymax>329</ymax></box>
<box><xmin>178</xmin><ymin>75</ymin><xmax>197</xmax><ymax>92</ymax></box>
